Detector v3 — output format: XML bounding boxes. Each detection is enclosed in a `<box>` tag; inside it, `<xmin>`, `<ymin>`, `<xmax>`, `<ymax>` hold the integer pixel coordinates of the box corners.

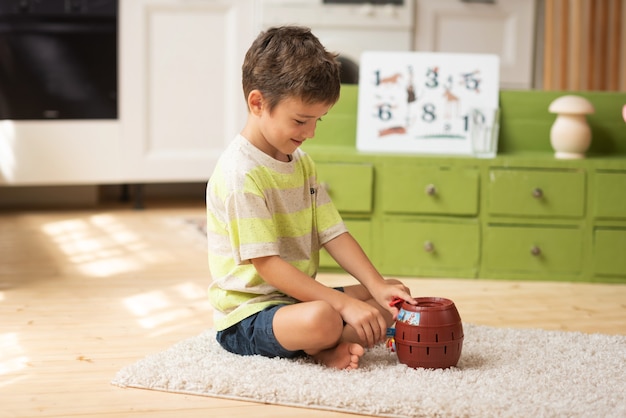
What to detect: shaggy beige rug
<box><xmin>112</xmin><ymin>323</ymin><xmax>626</xmax><ymax>418</ymax></box>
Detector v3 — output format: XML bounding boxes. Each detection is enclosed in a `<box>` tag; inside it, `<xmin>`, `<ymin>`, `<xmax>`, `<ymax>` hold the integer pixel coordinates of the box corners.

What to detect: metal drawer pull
<box><xmin>532</xmin><ymin>188</ymin><xmax>544</xmax><ymax>199</ymax></box>
<box><xmin>425</xmin><ymin>184</ymin><xmax>437</xmax><ymax>196</ymax></box>
<box><xmin>424</xmin><ymin>241</ymin><xmax>435</xmax><ymax>253</ymax></box>
<box><xmin>530</xmin><ymin>246</ymin><xmax>542</xmax><ymax>256</ymax></box>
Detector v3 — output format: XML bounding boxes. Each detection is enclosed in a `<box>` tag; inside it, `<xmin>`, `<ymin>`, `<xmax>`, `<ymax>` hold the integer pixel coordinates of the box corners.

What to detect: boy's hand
<box><xmin>376</xmin><ymin>282</ymin><xmax>416</xmax><ymax>321</ymax></box>
<box><xmin>339</xmin><ymin>299</ymin><xmax>388</xmax><ymax>348</ymax></box>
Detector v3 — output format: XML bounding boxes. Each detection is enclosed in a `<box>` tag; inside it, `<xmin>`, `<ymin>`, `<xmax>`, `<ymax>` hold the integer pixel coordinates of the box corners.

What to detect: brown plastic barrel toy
<box><xmin>394</xmin><ymin>297</ymin><xmax>463</xmax><ymax>369</ymax></box>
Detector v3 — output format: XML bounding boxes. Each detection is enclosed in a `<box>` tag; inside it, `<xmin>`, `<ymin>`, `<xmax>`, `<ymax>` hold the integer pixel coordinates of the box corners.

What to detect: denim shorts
<box><xmin>215</xmin><ymin>304</ymin><xmax>304</xmax><ymax>359</ymax></box>
<box><xmin>215</xmin><ymin>287</ymin><xmax>345</xmax><ymax>359</ymax></box>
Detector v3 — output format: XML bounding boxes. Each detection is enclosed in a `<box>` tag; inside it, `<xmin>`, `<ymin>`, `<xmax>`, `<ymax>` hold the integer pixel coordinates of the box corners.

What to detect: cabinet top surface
<box><xmin>309</xmin><ymin>85</ymin><xmax>626</xmax><ymax>160</ymax></box>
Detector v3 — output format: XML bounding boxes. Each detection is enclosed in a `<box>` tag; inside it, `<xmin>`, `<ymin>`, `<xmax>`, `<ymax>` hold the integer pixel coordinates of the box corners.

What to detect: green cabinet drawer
<box><xmin>381</xmin><ymin>220</ymin><xmax>480</xmax><ymax>277</ymax></box>
<box><xmin>483</xmin><ymin>225</ymin><xmax>583</xmax><ymax>274</ymax></box>
<box><xmin>381</xmin><ymin>165</ymin><xmax>479</xmax><ymax>215</ymax></box>
<box><xmin>593</xmin><ymin>228</ymin><xmax>626</xmax><ymax>277</ymax></box>
<box><xmin>593</xmin><ymin>171</ymin><xmax>626</xmax><ymax>219</ymax></box>
<box><xmin>316</xmin><ymin>162</ymin><xmax>374</xmax><ymax>213</ymax></box>
<box><xmin>320</xmin><ymin>219</ymin><xmax>371</xmax><ymax>269</ymax></box>
<box><xmin>487</xmin><ymin>169</ymin><xmax>585</xmax><ymax>218</ymax></box>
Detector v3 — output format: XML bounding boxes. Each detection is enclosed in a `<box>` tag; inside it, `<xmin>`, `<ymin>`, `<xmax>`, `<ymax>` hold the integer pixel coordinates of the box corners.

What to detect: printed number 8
<box><xmin>422</xmin><ymin>104</ymin><xmax>436</xmax><ymax>123</ymax></box>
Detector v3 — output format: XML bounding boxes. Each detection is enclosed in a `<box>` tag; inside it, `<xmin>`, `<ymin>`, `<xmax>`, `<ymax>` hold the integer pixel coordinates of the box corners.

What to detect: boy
<box><xmin>206</xmin><ymin>26</ymin><xmax>415</xmax><ymax>370</ymax></box>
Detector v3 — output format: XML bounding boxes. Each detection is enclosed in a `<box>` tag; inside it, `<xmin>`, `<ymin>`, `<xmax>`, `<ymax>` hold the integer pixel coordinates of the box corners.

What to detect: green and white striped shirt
<box><xmin>206</xmin><ymin>134</ymin><xmax>347</xmax><ymax>331</ymax></box>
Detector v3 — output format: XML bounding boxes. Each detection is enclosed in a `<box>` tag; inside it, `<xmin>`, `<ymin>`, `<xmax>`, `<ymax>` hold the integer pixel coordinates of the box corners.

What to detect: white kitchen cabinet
<box><xmin>120</xmin><ymin>0</ymin><xmax>259</xmax><ymax>182</ymax></box>
<box><xmin>414</xmin><ymin>0</ymin><xmax>536</xmax><ymax>90</ymax></box>
<box><xmin>0</xmin><ymin>120</ymin><xmax>121</xmax><ymax>185</ymax></box>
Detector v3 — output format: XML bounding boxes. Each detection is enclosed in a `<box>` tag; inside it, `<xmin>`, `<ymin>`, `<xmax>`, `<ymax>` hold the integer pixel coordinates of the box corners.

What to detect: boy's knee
<box><xmin>302</xmin><ymin>301</ymin><xmax>343</xmax><ymax>341</ymax></box>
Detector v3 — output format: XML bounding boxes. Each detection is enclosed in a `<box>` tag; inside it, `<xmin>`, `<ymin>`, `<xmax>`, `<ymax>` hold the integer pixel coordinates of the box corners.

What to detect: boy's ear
<box><xmin>248</xmin><ymin>90</ymin><xmax>264</xmax><ymax>116</ymax></box>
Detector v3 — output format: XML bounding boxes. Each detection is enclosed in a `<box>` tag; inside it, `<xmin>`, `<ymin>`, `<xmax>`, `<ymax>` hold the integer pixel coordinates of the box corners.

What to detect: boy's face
<box><xmin>253</xmin><ymin>94</ymin><xmax>332</xmax><ymax>161</ymax></box>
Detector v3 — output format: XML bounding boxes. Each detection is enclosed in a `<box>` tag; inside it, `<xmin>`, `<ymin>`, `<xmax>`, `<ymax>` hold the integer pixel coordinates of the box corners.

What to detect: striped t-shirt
<box><xmin>206</xmin><ymin>134</ymin><xmax>347</xmax><ymax>331</ymax></box>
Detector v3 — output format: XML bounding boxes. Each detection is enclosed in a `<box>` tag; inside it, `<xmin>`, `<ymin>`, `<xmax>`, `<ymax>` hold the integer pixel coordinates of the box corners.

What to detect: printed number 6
<box><xmin>377</xmin><ymin>103</ymin><xmax>393</xmax><ymax>121</ymax></box>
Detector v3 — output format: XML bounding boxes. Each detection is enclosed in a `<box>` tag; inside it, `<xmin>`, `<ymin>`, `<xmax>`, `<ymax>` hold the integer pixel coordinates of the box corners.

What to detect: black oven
<box><xmin>0</xmin><ymin>0</ymin><xmax>117</xmax><ymax>120</ymax></box>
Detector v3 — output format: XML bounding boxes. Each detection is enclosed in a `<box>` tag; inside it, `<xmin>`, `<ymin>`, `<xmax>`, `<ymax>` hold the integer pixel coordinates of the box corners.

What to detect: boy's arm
<box><xmin>323</xmin><ymin>232</ymin><xmax>412</xmax><ymax>306</ymax></box>
<box><xmin>251</xmin><ymin>254</ymin><xmax>388</xmax><ymax>346</ymax></box>
<box><xmin>251</xmin><ymin>255</ymin><xmax>345</xmax><ymax>305</ymax></box>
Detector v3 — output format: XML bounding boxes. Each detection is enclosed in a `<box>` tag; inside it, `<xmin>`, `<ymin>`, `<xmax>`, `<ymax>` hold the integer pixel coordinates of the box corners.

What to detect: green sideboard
<box><xmin>306</xmin><ymin>85</ymin><xmax>626</xmax><ymax>283</ymax></box>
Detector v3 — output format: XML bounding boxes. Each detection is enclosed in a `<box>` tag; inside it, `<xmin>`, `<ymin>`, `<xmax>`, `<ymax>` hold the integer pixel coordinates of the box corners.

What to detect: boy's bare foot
<box><xmin>312</xmin><ymin>342</ymin><xmax>365</xmax><ymax>370</ymax></box>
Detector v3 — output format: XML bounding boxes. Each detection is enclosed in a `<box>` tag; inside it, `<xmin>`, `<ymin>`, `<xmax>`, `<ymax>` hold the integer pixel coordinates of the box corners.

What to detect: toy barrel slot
<box><xmin>394</xmin><ymin>297</ymin><xmax>464</xmax><ymax>369</ymax></box>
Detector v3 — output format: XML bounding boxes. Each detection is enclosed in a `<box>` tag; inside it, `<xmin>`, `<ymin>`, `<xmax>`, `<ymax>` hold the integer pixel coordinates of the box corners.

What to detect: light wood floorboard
<box><xmin>2</xmin><ymin>203</ymin><xmax>625</xmax><ymax>417</ymax></box>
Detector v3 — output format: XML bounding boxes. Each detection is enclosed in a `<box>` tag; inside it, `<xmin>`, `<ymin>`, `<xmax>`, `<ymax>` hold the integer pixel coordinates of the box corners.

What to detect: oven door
<box><xmin>0</xmin><ymin>13</ymin><xmax>117</xmax><ymax>120</ymax></box>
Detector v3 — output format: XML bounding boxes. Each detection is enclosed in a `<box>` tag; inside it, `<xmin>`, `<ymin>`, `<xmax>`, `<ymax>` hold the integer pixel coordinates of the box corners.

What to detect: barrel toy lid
<box><xmin>403</xmin><ymin>297</ymin><xmax>455</xmax><ymax>311</ymax></box>
<box><xmin>390</xmin><ymin>296</ymin><xmax>454</xmax><ymax>308</ymax></box>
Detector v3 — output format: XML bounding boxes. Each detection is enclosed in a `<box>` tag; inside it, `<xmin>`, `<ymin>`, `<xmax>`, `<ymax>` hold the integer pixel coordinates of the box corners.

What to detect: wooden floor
<box><xmin>2</xmin><ymin>202</ymin><xmax>625</xmax><ymax>418</ymax></box>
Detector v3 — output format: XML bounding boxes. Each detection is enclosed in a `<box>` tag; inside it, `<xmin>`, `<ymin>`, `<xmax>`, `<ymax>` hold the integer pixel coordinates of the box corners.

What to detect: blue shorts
<box><xmin>215</xmin><ymin>287</ymin><xmax>345</xmax><ymax>359</ymax></box>
<box><xmin>216</xmin><ymin>304</ymin><xmax>304</xmax><ymax>358</ymax></box>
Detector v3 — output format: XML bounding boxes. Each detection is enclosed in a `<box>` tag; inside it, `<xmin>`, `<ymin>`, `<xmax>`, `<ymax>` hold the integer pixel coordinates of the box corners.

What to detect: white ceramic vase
<box><xmin>548</xmin><ymin>95</ymin><xmax>595</xmax><ymax>159</ymax></box>
<box><xmin>550</xmin><ymin>114</ymin><xmax>592</xmax><ymax>159</ymax></box>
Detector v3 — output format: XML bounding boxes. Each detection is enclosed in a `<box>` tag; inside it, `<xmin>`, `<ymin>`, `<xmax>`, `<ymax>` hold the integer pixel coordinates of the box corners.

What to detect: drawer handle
<box><xmin>532</xmin><ymin>188</ymin><xmax>543</xmax><ymax>199</ymax></box>
<box><xmin>424</xmin><ymin>241</ymin><xmax>435</xmax><ymax>253</ymax></box>
<box><xmin>425</xmin><ymin>184</ymin><xmax>437</xmax><ymax>196</ymax></box>
<box><xmin>530</xmin><ymin>245</ymin><xmax>542</xmax><ymax>256</ymax></box>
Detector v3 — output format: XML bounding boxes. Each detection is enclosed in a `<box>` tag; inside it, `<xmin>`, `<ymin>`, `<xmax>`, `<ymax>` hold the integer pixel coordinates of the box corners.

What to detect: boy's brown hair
<box><xmin>242</xmin><ymin>26</ymin><xmax>341</xmax><ymax>113</ymax></box>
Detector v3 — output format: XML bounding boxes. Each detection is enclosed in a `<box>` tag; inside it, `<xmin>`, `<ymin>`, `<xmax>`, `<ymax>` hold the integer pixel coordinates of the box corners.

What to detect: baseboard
<box><xmin>0</xmin><ymin>185</ymin><xmax>99</xmax><ymax>209</ymax></box>
<box><xmin>0</xmin><ymin>182</ymin><xmax>206</xmax><ymax>209</ymax></box>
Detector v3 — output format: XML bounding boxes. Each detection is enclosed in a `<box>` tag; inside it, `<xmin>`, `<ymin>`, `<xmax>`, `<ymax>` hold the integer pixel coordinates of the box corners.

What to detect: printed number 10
<box><xmin>463</xmin><ymin>111</ymin><xmax>486</xmax><ymax>131</ymax></box>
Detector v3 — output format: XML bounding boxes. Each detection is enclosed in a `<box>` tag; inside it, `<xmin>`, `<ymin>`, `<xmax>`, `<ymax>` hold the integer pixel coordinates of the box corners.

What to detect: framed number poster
<box><xmin>356</xmin><ymin>51</ymin><xmax>500</xmax><ymax>155</ymax></box>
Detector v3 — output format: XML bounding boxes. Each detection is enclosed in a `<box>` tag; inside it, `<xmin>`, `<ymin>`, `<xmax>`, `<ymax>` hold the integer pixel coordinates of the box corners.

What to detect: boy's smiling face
<box><xmin>244</xmin><ymin>91</ymin><xmax>332</xmax><ymax>162</ymax></box>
